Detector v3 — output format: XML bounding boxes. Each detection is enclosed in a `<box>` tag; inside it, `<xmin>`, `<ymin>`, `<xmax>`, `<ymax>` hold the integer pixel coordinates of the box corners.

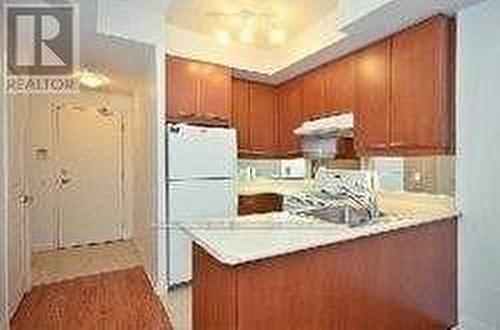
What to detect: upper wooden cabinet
<box><xmin>232</xmin><ymin>79</ymin><xmax>251</xmax><ymax>152</ymax></box>
<box><xmin>248</xmin><ymin>82</ymin><xmax>278</xmax><ymax>154</ymax></box>
<box><xmin>355</xmin><ymin>39</ymin><xmax>392</xmax><ymax>152</ymax></box>
<box><xmin>390</xmin><ymin>15</ymin><xmax>454</xmax><ymax>153</ymax></box>
<box><xmin>232</xmin><ymin>79</ymin><xmax>279</xmax><ymax>157</ymax></box>
<box><xmin>324</xmin><ymin>56</ymin><xmax>356</xmax><ymax>113</ymax></box>
<box><xmin>166</xmin><ymin>56</ymin><xmax>198</xmax><ymax>119</ymax></box>
<box><xmin>166</xmin><ymin>56</ymin><xmax>231</xmax><ymax>124</ymax></box>
<box><xmin>301</xmin><ymin>69</ymin><xmax>326</xmax><ymax>120</ymax></box>
<box><xmin>355</xmin><ymin>15</ymin><xmax>454</xmax><ymax>155</ymax></box>
<box><xmin>168</xmin><ymin>15</ymin><xmax>454</xmax><ymax>158</ymax></box>
<box><xmin>278</xmin><ymin>78</ymin><xmax>303</xmax><ymax>156</ymax></box>
<box><xmin>199</xmin><ymin>64</ymin><xmax>232</xmax><ymax>122</ymax></box>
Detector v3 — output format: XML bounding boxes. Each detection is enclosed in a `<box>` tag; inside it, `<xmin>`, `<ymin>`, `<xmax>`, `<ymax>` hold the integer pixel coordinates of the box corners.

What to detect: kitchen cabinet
<box><xmin>249</xmin><ymin>83</ymin><xmax>278</xmax><ymax>154</ymax></box>
<box><xmin>354</xmin><ymin>15</ymin><xmax>454</xmax><ymax>155</ymax></box>
<box><xmin>238</xmin><ymin>194</ymin><xmax>283</xmax><ymax>215</ymax></box>
<box><xmin>168</xmin><ymin>16</ymin><xmax>453</xmax><ymax>157</ymax></box>
<box><xmin>166</xmin><ymin>56</ymin><xmax>231</xmax><ymax>124</ymax></box>
<box><xmin>390</xmin><ymin>15</ymin><xmax>453</xmax><ymax>153</ymax></box>
<box><xmin>323</xmin><ymin>56</ymin><xmax>356</xmax><ymax>113</ymax></box>
<box><xmin>166</xmin><ymin>56</ymin><xmax>198</xmax><ymax>120</ymax></box>
<box><xmin>278</xmin><ymin>78</ymin><xmax>303</xmax><ymax>157</ymax></box>
<box><xmin>232</xmin><ymin>79</ymin><xmax>251</xmax><ymax>152</ymax></box>
<box><xmin>354</xmin><ymin>39</ymin><xmax>392</xmax><ymax>152</ymax></box>
<box><xmin>194</xmin><ymin>218</ymin><xmax>457</xmax><ymax>329</ymax></box>
<box><xmin>301</xmin><ymin>68</ymin><xmax>326</xmax><ymax>120</ymax></box>
<box><xmin>231</xmin><ymin>79</ymin><xmax>279</xmax><ymax>157</ymax></box>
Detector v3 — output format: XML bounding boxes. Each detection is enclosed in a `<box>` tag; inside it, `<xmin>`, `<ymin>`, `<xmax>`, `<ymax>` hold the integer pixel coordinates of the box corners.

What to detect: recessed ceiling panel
<box><xmin>165</xmin><ymin>0</ymin><xmax>338</xmax><ymax>49</ymax></box>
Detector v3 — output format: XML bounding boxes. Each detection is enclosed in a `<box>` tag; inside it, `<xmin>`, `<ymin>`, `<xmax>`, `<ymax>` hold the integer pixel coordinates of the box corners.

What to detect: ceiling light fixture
<box><xmin>75</xmin><ymin>69</ymin><xmax>109</xmax><ymax>89</ymax></box>
<box><xmin>215</xmin><ymin>29</ymin><xmax>231</xmax><ymax>45</ymax></box>
<box><xmin>240</xmin><ymin>28</ymin><xmax>254</xmax><ymax>44</ymax></box>
<box><xmin>207</xmin><ymin>9</ymin><xmax>286</xmax><ymax>47</ymax></box>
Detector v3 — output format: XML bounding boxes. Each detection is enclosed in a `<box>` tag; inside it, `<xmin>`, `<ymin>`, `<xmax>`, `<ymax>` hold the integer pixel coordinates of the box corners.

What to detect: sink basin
<box><xmin>295</xmin><ymin>205</ymin><xmax>387</xmax><ymax>227</ymax></box>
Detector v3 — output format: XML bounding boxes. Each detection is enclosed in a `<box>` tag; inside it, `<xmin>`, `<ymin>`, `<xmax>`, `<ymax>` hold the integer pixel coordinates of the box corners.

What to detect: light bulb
<box><xmin>240</xmin><ymin>28</ymin><xmax>253</xmax><ymax>44</ymax></box>
<box><xmin>269</xmin><ymin>28</ymin><xmax>286</xmax><ymax>45</ymax></box>
<box><xmin>75</xmin><ymin>69</ymin><xmax>109</xmax><ymax>88</ymax></box>
<box><xmin>215</xmin><ymin>29</ymin><xmax>231</xmax><ymax>45</ymax></box>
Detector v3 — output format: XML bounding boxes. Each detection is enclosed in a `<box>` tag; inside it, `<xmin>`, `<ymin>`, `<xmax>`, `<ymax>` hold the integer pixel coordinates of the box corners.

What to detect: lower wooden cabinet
<box><xmin>238</xmin><ymin>194</ymin><xmax>283</xmax><ymax>215</ymax></box>
<box><xmin>193</xmin><ymin>218</ymin><xmax>458</xmax><ymax>330</ymax></box>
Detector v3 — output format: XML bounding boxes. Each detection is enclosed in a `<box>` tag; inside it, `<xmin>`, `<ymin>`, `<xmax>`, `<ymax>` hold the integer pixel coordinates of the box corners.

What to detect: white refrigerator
<box><xmin>166</xmin><ymin>123</ymin><xmax>237</xmax><ymax>286</ymax></box>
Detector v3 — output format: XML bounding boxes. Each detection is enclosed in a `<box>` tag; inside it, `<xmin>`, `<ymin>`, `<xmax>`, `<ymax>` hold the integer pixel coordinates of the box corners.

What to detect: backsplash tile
<box><xmin>238</xmin><ymin>155</ymin><xmax>455</xmax><ymax>197</ymax></box>
<box><xmin>363</xmin><ymin>156</ymin><xmax>455</xmax><ymax>196</ymax></box>
<box><xmin>238</xmin><ymin>159</ymin><xmax>306</xmax><ymax>181</ymax></box>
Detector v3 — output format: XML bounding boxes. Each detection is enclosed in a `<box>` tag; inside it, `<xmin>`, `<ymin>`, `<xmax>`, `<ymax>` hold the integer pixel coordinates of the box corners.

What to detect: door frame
<box><xmin>4</xmin><ymin>94</ymin><xmax>32</xmax><ymax>322</ymax></box>
<box><xmin>1</xmin><ymin>71</ymin><xmax>10</xmax><ymax>330</ymax></box>
<box><xmin>50</xmin><ymin>96</ymin><xmax>129</xmax><ymax>248</ymax></box>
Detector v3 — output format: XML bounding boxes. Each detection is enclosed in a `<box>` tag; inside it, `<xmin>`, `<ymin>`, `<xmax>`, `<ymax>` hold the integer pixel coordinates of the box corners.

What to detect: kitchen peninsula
<box><xmin>185</xmin><ymin>192</ymin><xmax>458</xmax><ymax>330</ymax></box>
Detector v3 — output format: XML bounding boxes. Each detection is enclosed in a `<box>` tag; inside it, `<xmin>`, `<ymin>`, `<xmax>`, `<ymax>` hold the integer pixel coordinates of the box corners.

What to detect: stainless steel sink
<box><xmin>295</xmin><ymin>205</ymin><xmax>387</xmax><ymax>227</ymax></box>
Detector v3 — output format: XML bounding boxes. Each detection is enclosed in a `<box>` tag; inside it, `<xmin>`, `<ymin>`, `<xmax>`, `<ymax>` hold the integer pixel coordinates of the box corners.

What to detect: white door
<box><xmin>168</xmin><ymin>179</ymin><xmax>236</xmax><ymax>285</ymax></box>
<box><xmin>7</xmin><ymin>95</ymin><xmax>31</xmax><ymax>317</ymax></box>
<box><xmin>55</xmin><ymin>103</ymin><xmax>124</xmax><ymax>247</ymax></box>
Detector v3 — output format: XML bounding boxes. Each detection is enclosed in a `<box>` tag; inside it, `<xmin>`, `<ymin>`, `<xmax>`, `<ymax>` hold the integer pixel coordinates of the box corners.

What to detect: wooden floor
<box><xmin>10</xmin><ymin>266</ymin><xmax>172</xmax><ymax>330</ymax></box>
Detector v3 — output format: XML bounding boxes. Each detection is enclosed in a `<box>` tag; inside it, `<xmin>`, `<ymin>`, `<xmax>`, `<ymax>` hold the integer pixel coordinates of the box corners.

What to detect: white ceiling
<box><xmin>41</xmin><ymin>0</ymin><xmax>157</xmax><ymax>94</ymax></box>
<box><xmin>165</xmin><ymin>0</ymin><xmax>338</xmax><ymax>49</ymax></box>
<box><xmin>165</xmin><ymin>0</ymin><xmax>485</xmax><ymax>84</ymax></box>
<box><xmin>36</xmin><ymin>0</ymin><xmax>487</xmax><ymax>89</ymax></box>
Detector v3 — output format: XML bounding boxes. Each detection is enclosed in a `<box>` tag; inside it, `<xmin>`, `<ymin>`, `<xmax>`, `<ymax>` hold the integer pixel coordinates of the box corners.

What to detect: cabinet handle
<box><xmin>390</xmin><ymin>142</ymin><xmax>409</xmax><ymax>147</ymax></box>
<box><xmin>368</xmin><ymin>143</ymin><xmax>387</xmax><ymax>149</ymax></box>
<box><xmin>178</xmin><ymin>110</ymin><xmax>195</xmax><ymax>118</ymax></box>
<box><xmin>206</xmin><ymin>112</ymin><xmax>220</xmax><ymax>120</ymax></box>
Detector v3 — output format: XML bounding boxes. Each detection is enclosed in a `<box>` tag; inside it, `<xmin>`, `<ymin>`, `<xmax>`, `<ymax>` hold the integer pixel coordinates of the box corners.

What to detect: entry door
<box><xmin>7</xmin><ymin>95</ymin><xmax>30</xmax><ymax>317</ymax></box>
<box><xmin>55</xmin><ymin>104</ymin><xmax>123</xmax><ymax>247</ymax></box>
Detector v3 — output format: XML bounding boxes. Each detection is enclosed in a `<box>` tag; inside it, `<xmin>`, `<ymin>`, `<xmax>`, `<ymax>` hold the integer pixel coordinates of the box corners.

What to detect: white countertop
<box><xmin>182</xmin><ymin>191</ymin><xmax>458</xmax><ymax>266</ymax></box>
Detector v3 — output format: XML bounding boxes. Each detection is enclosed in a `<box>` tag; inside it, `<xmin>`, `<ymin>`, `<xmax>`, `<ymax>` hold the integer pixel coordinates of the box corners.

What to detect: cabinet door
<box><xmin>390</xmin><ymin>16</ymin><xmax>452</xmax><ymax>151</ymax></box>
<box><xmin>302</xmin><ymin>69</ymin><xmax>326</xmax><ymax>120</ymax></box>
<box><xmin>166</xmin><ymin>57</ymin><xmax>199</xmax><ymax>119</ymax></box>
<box><xmin>324</xmin><ymin>56</ymin><xmax>355</xmax><ymax>113</ymax></box>
<box><xmin>199</xmin><ymin>63</ymin><xmax>232</xmax><ymax>122</ymax></box>
<box><xmin>354</xmin><ymin>40</ymin><xmax>391</xmax><ymax>152</ymax></box>
<box><xmin>232</xmin><ymin>79</ymin><xmax>251</xmax><ymax>152</ymax></box>
<box><xmin>249</xmin><ymin>83</ymin><xmax>278</xmax><ymax>154</ymax></box>
<box><xmin>278</xmin><ymin>78</ymin><xmax>303</xmax><ymax>156</ymax></box>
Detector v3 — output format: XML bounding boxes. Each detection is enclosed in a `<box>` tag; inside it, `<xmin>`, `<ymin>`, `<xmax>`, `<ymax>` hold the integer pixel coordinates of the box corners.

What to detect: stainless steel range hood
<box><xmin>294</xmin><ymin>112</ymin><xmax>354</xmax><ymax>159</ymax></box>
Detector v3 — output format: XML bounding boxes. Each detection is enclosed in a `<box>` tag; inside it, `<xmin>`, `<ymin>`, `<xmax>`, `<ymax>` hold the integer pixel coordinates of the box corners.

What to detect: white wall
<box><xmin>127</xmin><ymin>44</ymin><xmax>167</xmax><ymax>290</ymax></box>
<box><xmin>457</xmin><ymin>0</ymin><xmax>500</xmax><ymax>328</ymax></box>
<box><xmin>130</xmin><ymin>87</ymin><xmax>155</xmax><ymax>279</ymax></box>
<box><xmin>0</xmin><ymin>0</ymin><xmax>9</xmax><ymax>326</ymax></box>
<box><xmin>96</xmin><ymin>0</ymin><xmax>167</xmax><ymax>291</ymax></box>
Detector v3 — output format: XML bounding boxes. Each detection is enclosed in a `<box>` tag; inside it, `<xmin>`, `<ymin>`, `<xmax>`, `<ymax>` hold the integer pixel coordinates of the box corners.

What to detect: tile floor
<box><xmin>31</xmin><ymin>240</ymin><xmax>143</xmax><ymax>286</ymax></box>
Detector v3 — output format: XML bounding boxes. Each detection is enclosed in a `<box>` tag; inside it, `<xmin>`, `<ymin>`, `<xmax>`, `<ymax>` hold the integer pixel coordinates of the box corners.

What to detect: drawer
<box><xmin>238</xmin><ymin>194</ymin><xmax>283</xmax><ymax>215</ymax></box>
